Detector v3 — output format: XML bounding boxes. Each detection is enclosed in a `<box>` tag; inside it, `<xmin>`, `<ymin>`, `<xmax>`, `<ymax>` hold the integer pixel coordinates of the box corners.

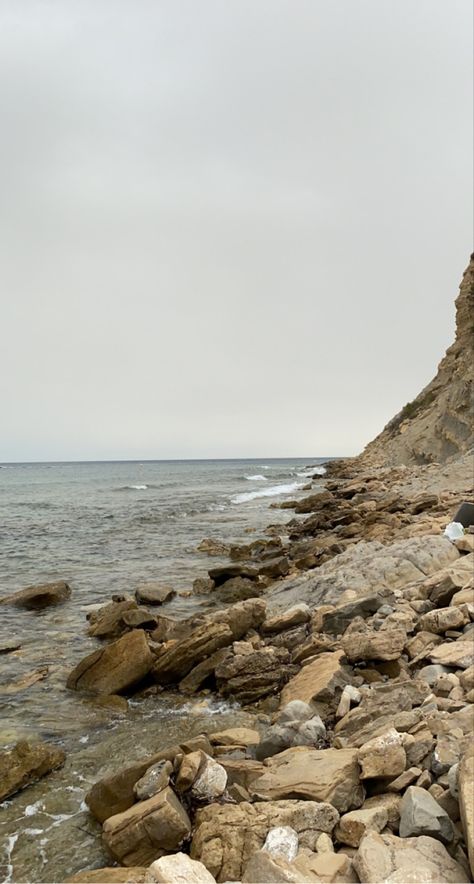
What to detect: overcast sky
<box><xmin>0</xmin><ymin>0</ymin><xmax>472</xmax><ymax>461</ymax></box>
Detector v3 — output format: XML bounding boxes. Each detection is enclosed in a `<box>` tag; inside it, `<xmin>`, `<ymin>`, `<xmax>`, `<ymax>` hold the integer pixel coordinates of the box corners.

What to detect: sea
<box><xmin>0</xmin><ymin>457</ymin><xmax>329</xmax><ymax>882</ymax></box>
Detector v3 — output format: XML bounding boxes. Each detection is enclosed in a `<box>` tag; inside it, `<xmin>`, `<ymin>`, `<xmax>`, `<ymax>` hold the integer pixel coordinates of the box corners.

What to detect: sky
<box><xmin>0</xmin><ymin>0</ymin><xmax>472</xmax><ymax>462</ymax></box>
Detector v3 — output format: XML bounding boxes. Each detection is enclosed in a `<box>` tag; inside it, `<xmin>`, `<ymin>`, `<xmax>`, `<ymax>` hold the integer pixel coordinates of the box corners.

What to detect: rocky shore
<box><xmin>1</xmin><ymin>258</ymin><xmax>473</xmax><ymax>883</ymax></box>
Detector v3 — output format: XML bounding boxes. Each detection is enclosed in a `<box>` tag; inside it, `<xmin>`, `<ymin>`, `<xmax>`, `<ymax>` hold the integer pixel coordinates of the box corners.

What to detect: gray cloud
<box><xmin>0</xmin><ymin>0</ymin><xmax>472</xmax><ymax>460</ymax></box>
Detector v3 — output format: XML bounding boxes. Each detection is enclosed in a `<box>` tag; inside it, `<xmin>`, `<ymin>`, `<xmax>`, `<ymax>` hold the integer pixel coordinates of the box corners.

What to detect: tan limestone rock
<box><xmin>429</xmin><ymin>641</ymin><xmax>474</xmax><ymax>669</ymax></box>
<box><xmin>353</xmin><ymin>831</ymin><xmax>469</xmax><ymax>883</ymax></box>
<box><xmin>280</xmin><ymin>650</ymin><xmax>349</xmax><ymax>708</ymax></box>
<box><xmin>67</xmin><ymin>629</ymin><xmax>154</xmax><ymax>694</ymax></box>
<box><xmin>145</xmin><ymin>853</ymin><xmax>216</xmax><ymax>883</ymax></box>
<box><xmin>0</xmin><ymin>739</ymin><xmax>65</xmax><ymax>802</ymax></box>
<box><xmin>458</xmin><ymin>747</ymin><xmax>474</xmax><ymax>877</ymax></box>
<box><xmin>342</xmin><ymin>628</ymin><xmax>406</xmax><ymax>662</ymax></box>
<box><xmin>357</xmin><ymin>728</ymin><xmax>406</xmax><ymax>779</ymax></box>
<box><xmin>102</xmin><ymin>786</ymin><xmax>191</xmax><ymax>866</ymax></box>
<box><xmin>335</xmin><ymin>806</ymin><xmax>388</xmax><ymax>847</ymax></box>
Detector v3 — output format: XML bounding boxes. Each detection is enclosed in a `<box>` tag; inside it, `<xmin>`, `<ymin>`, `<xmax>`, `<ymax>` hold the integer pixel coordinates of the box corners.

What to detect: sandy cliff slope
<box><xmin>359</xmin><ymin>255</ymin><xmax>474</xmax><ymax>466</ymax></box>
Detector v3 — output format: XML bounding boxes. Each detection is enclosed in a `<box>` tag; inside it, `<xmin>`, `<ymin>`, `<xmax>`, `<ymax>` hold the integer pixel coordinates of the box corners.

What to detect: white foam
<box><xmin>231</xmin><ymin>481</ymin><xmax>304</xmax><ymax>504</ymax></box>
<box><xmin>127</xmin><ymin>484</ymin><xmax>148</xmax><ymax>490</ymax></box>
<box><xmin>245</xmin><ymin>474</ymin><xmax>267</xmax><ymax>481</ymax></box>
<box><xmin>24</xmin><ymin>800</ymin><xmax>44</xmax><ymax>816</ymax></box>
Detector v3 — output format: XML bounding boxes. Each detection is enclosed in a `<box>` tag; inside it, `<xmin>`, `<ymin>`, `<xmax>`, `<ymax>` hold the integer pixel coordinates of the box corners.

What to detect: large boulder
<box><xmin>399</xmin><ymin>786</ymin><xmax>453</xmax><ymax>844</ymax></box>
<box><xmin>191</xmin><ymin>800</ymin><xmax>339</xmax><ymax>882</ymax></box>
<box><xmin>102</xmin><ymin>786</ymin><xmax>191</xmax><ymax>866</ymax></box>
<box><xmin>152</xmin><ymin>623</ymin><xmax>233</xmax><ymax>684</ymax></box>
<box><xmin>353</xmin><ymin>831</ymin><xmax>469</xmax><ymax>883</ymax></box>
<box><xmin>279</xmin><ymin>650</ymin><xmax>349</xmax><ymax>710</ymax></box>
<box><xmin>0</xmin><ymin>739</ymin><xmax>65</xmax><ymax>801</ymax></box>
<box><xmin>67</xmin><ymin>629</ymin><xmax>154</xmax><ymax>694</ymax></box>
<box><xmin>0</xmin><ymin>580</ymin><xmax>71</xmax><ymax>609</ymax></box>
<box><xmin>249</xmin><ymin>747</ymin><xmax>363</xmax><ymax>812</ymax></box>
<box><xmin>341</xmin><ymin>628</ymin><xmax>406</xmax><ymax>662</ymax></box>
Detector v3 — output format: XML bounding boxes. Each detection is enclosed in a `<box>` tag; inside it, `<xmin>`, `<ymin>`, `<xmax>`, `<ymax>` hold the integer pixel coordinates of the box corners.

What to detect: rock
<box><xmin>354</xmin><ymin>831</ymin><xmax>469</xmax><ymax>883</ymax></box>
<box><xmin>406</xmin><ymin>631</ymin><xmax>443</xmax><ymax>661</ymax></box>
<box><xmin>242</xmin><ymin>851</ymin><xmax>312</xmax><ymax>883</ymax></box>
<box><xmin>209</xmin><ymin>728</ymin><xmax>260</xmax><ymax>748</ymax></box>
<box><xmin>133</xmin><ymin>760</ymin><xmax>173</xmax><ymax>801</ymax></box>
<box><xmin>87</xmin><ymin>599</ymin><xmax>137</xmax><ymax>638</ymax></box>
<box><xmin>102</xmin><ymin>786</ymin><xmax>191</xmax><ymax>866</ymax></box>
<box><xmin>334</xmin><ymin>678</ymin><xmax>430</xmax><ymax>746</ymax></box>
<box><xmin>459</xmin><ymin>665</ymin><xmax>474</xmax><ymax>692</ymax></box>
<box><xmin>146</xmin><ymin>853</ymin><xmax>216</xmax><ymax>884</ymax></box>
<box><xmin>86</xmin><ymin>746</ymin><xmax>179</xmax><ymax>823</ymax></box>
<box><xmin>262</xmin><ymin>604</ymin><xmax>311</xmax><ymax>634</ymax></box>
<box><xmin>152</xmin><ymin>623</ymin><xmax>234</xmax><ymax>684</ymax></box>
<box><xmin>0</xmin><ymin>580</ymin><xmax>71</xmax><ymax>609</ymax></box>
<box><xmin>205</xmin><ymin>598</ymin><xmax>267</xmax><ymax>640</ymax></box>
<box><xmin>336</xmin><ymin>685</ymin><xmax>362</xmax><ymax>718</ymax></box>
<box><xmin>386</xmin><ymin>767</ymin><xmax>422</xmax><ymax>792</ymax></box>
<box><xmin>418</xmin><ymin>664</ymin><xmax>451</xmax><ymax>686</ymax></box>
<box><xmin>190</xmin><ymin>754</ymin><xmax>227</xmax><ymax>802</ymax></box>
<box><xmin>215</xmin><ymin>645</ymin><xmax>296</xmax><ymax>703</ymax></box>
<box><xmin>262</xmin><ymin>826</ymin><xmax>299</xmax><ymax>861</ymax></box>
<box><xmin>135</xmin><ymin>583</ymin><xmax>176</xmax><ymax>605</ymax></box>
<box><xmin>319</xmin><ymin>595</ymin><xmax>389</xmax><ymax>636</ymax></box>
<box><xmin>0</xmin><ymin>739</ymin><xmax>66</xmax><ymax>801</ymax></box>
<box><xmin>341</xmin><ymin>628</ymin><xmax>406</xmax><ymax>662</ymax></box>
<box><xmin>335</xmin><ymin>806</ymin><xmax>388</xmax><ymax>847</ymax></box>
<box><xmin>357</xmin><ymin>728</ymin><xmax>406</xmax><ymax>779</ymax></box>
<box><xmin>429</xmin><ymin>640</ymin><xmax>474</xmax><ymax>669</ymax></box>
<box><xmin>256</xmin><ymin>715</ymin><xmax>326</xmax><ymax>761</ymax></box>
<box><xmin>193</xmin><ymin>577</ymin><xmax>215</xmax><ymax>595</ymax></box>
<box><xmin>0</xmin><ymin>639</ymin><xmax>21</xmax><ymax>654</ymax></box>
<box><xmin>362</xmin><ymin>794</ymin><xmax>401</xmax><ymax>832</ymax></box>
<box><xmin>294</xmin><ymin>851</ymin><xmax>357</xmax><ymax>883</ymax></box>
<box><xmin>419</xmin><ymin>607</ymin><xmax>469</xmax><ymax>635</ymax></box>
<box><xmin>280</xmin><ymin>650</ymin><xmax>349</xmax><ymax>710</ymax></box>
<box><xmin>249</xmin><ymin>747</ymin><xmax>363</xmax><ymax>812</ymax></box>
<box><xmin>122</xmin><ymin>609</ymin><xmax>159</xmax><ymax>630</ymax></box>
<box><xmin>277</xmin><ymin>700</ymin><xmax>314</xmax><ymax>724</ymax></box>
<box><xmin>67</xmin><ymin>629</ymin><xmax>154</xmax><ymax>694</ymax></box>
<box><xmin>293</xmin><ymin>716</ymin><xmax>326</xmax><ymax>746</ymax></box>
<box><xmin>458</xmin><ymin>748</ymin><xmax>474</xmax><ymax>877</ymax></box>
<box><xmin>213</xmin><ymin>577</ymin><xmax>261</xmax><ymax>603</ymax></box>
<box><xmin>197</xmin><ymin>538</ymin><xmax>230</xmax><ymax>556</ymax></box>
<box><xmin>219</xmin><ymin>758</ymin><xmax>265</xmax><ymax>790</ymax></box>
<box><xmin>175</xmin><ymin>751</ymin><xmax>203</xmax><ymax>791</ymax></box>
<box><xmin>208</xmin><ymin>563</ymin><xmax>259</xmax><ymax>585</ymax></box>
<box><xmin>455</xmin><ymin>536</ymin><xmax>474</xmax><ymax>553</ymax></box>
<box><xmin>399</xmin><ymin>786</ymin><xmax>454</xmax><ymax>844</ymax></box>
<box><xmin>66</xmin><ymin>870</ymin><xmax>147</xmax><ymax>883</ymax></box>
<box><xmin>257</xmin><ymin>555</ymin><xmax>290</xmax><ymax>580</ymax></box>
<box><xmin>191</xmin><ymin>800</ymin><xmax>339</xmax><ymax>881</ymax></box>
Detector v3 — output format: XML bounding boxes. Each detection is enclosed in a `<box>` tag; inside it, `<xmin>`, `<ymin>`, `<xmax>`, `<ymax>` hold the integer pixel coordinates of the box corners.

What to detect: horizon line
<box><xmin>0</xmin><ymin>454</ymin><xmax>348</xmax><ymax>466</ymax></box>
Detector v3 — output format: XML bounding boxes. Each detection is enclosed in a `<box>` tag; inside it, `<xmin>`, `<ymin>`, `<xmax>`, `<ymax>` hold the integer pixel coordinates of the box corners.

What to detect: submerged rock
<box><xmin>0</xmin><ymin>739</ymin><xmax>66</xmax><ymax>801</ymax></box>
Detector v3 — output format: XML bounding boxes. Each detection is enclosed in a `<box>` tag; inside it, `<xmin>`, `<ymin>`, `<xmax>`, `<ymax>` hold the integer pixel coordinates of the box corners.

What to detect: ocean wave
<box><xmin>245</xmin><ymin>474</ymin><xmax>267</xmax><ymax>481</ymax></box>
<box><xmin>115</xmin><ymin>484</ymin><xmax>149</xmax><ymax>491</ymax></box>
<box><xmin>231</xmin><ymin>481</ymin><xmax>305</xmax><ymax>504</ymax></box>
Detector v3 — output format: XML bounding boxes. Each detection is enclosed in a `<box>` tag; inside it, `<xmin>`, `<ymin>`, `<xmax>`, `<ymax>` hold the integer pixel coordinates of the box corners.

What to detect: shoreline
<box><xmin>1</xmin><ymin>449</ymin><xmax>473</xmax><ymax>882</ymax></box>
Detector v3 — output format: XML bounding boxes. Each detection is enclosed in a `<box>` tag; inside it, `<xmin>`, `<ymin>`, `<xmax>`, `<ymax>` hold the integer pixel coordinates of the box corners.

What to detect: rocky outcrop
<box><xmin>0</xmin><ymin>580</ymin><xmax>71</xmax><ymax>608</ymax></box>
<box><xmin>358</xmin><ymin>256</ymin><xmax>474</xmax><ymax>466</ymax></box>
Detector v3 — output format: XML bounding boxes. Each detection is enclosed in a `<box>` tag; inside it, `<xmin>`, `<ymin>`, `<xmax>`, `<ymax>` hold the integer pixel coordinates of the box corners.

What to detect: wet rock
<box><xmin>215</xmin><ymin>645</ymin><xmax>296</xmax><ymax>704</ymax></box>
<box><xmin>0</xmin><ymin>639</ymin><xmax>21</xmax><ymax>654</ymax></box>
<box><xmin>66</xmin><ymin>869</ymin><xmax>147</xmax><ymax>883</ymax></box>
<box><xmin>0</xmin><ymin>739</ymin><xmax>66</xmax><ymax>801</ymax></box>
<box><xmin>249</xmin><ymin>746</ymin><xmax>363</xmax><ymax>812</ymax></box>
<box><xmin>429</xmin><ymin>640</ymin><xmax>474</xmax><ymax>669</ymax></box>
<box><xmin>178</xmin><ymin>648</ymin><xmax>230</xmax><ymax>694</ymax></box>
<box><xmin>262</xmin><ymin>826</ymin><xmax>299</xmax><ymax>861</ymax></box>
<box><xmin>341</xmin><ymin>627</ymin><xmax>406</xmax><ymax>662</ymax></box>
<box><xmin>152</xmin><ymin>623</ymin><xmax>233</xmax><ymax>684</ymax></box>
<box><xmin>122</xmin><ymin>609</ymin><xmax>159</xmax><ymax>630</ymax></box>
<box><xmin>208</xmin><ymin>563</ymin><xmax>259</xmax><ymax>585</ymax></box>
<box><xmin>67</xmin><ymin>629</ymin><xmax>154</xmax><ymax>694</ymax></box>
<box><xmin>261</xmin><ymin>604</ymin><xmax>311</xmax><ymax>634</ymax></box>
<box><xmin>197</xmin><ymin>538</ymin><xmax>230</xmax><ymax>556</ymax></box>
<box><xmin>458</xmin><ymin>748</ymin><xmax>474</xmax><ymax>877</ymax></box>
<box><xmin>86</xmin><ymin>745</ymin><xmax>179</xmax><ymax>823</ymax></box>
<box><xmin>0</xmin><ymin>580</ymin><xmax>71</xmax><ymax>609</ymax></box>
<box><xmin>87</xmin><ymin>599</ymin><xmax>138</xmax><ymax>638</ymax></box>
<box><xmin>280</xmin><ymin>650</ymin><xmax>349</xmax><ymax>709</ymax></box>
<box><xmin>399</xmin><ymin>786</ymin><xmax>454</xmax><ymax>844</ymax></box>
<box><xmin>135</xmin><ymin>583</ymin><xmax>176</xmax><ymax>605</ymax></box>
<box><xmin>191</xmin><ymin>799</ymin><xmax>339</xmax><ymax>881</ymax></box>
<box><xmin>357</xmin><ymin>728</ymin><xmax>406</xmax><ymax>779</ymax></box>
<box><xmin>354</xmin><ymin>831</ymin><xmax>469</xmax><ymax>883</ymax></box>
<box><xmin>192</xmin><ymin>577</ymin><xmax>215</xmax><ymax>595</ymax></box>
<box><xmin>335</xmin><ymin>805</ymin><xmax>388</xmax><ymax>847</ymax></box>
<box><xmin>133</xmin><ymin>760</ymin><xmax>173</xmax><ymax>801</ymax></box>
<box><xmin>102</xmin><ymin>786</ymin><xmax>191</xmax><ymax>866</ymax></box>
<box><xmin>146</xmin><ymin>854</ymin><xmax>216</xmax><ymax>883</ymax></box>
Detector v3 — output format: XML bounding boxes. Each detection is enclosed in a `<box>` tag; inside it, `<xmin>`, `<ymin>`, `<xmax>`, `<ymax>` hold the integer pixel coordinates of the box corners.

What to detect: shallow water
<box><xmin>0</xmin><ymin>458</ymin><xmax>328</xmax><ymax>882</ymax></box>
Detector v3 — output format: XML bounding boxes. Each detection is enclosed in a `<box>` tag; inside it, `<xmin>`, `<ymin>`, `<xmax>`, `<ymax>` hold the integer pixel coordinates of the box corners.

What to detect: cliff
<box><xmin>359</xmin><ymin>254</ymin><xmax>474</xmax><ymax>466</ymax></box>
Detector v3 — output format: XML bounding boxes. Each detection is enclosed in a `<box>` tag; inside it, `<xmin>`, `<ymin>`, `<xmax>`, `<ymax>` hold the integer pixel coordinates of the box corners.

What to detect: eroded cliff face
<box><xmin>359</xmin><ymin>255</ymin><xmax>474</xmax><ymax>466</ymax></box>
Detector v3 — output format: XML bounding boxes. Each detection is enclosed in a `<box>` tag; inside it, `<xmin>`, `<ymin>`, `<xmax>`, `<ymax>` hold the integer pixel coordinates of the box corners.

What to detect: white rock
<box><xmin>262</xmin><ymin>826</ymin><xmax>299</xmax><ymax>862</ymax></box>
<box><xmin>146</xmin><ymin>853</ymin><xmax>217</xmax><ymax>883</ymax></box>
<box><xmin>191</xmin><ymin>754</ymin><xmax>227</xmax><ymax>802</ymax></box>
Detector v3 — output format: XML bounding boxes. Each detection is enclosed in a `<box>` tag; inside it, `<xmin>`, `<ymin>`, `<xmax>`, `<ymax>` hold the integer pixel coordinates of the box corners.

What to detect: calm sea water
<box><xmin>0</xmin><ymin>458</ymin><xmax>329</xmax><ymax>882</ymax></box>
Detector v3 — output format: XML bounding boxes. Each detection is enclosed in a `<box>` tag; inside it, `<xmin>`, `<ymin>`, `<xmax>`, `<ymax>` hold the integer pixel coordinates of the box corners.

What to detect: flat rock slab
<box><xmin>429</xmin><ymin>640</ymin><xmax>474</xmax><ymax>669</ymax></box>
<box><xmin>280</xmin><ymin>650</ymin><xmax>348</xmax><ymax>708</ymax></box>
<box><xmin>249</xmin><ymin>746</ymin><xmax>363</xmax><ymax>812</ymax></box>
<box><xmin>102</xmin><ymin>786</ymin><xmax>191</xmax><ymax>866</ymax></box>
<box><xmin>67</xmin><ymin>629</ymin><xmax>154</xmax><ymax>694</ymax></box>
<box><xmin>354</xmin><ymin>831</ymin><xmax>469</xmax><ymax>883</ymax></box>
<box><xmin>0</xmin><ymin>739</ymin><xmax>66</xmax><ymax>801</ymax></box>
<box><xmin>0</xmin><ymin>580</ymin><xmax>71</xmax><ymax>609</ymax></box>
<box><xmin>135</xmin><ymin>584</ymin><xmax>176</xmax><ymax>605</ymax></box>
<box><xmin>152</xmin><ymin>623</ymin><xmax>233</xmax><ymax>684</ymax></box>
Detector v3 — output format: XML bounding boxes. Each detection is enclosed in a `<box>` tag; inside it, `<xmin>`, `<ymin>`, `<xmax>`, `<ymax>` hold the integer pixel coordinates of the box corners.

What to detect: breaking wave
<box><xmin>231</xmin><ymin>481</ymin><xmax>304</xmax><ymax>504</ymax></box>
<box><xmin>245</xmin><ymin>474</ymin><xmax>267</xmax><ymax>481</ymax></box>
